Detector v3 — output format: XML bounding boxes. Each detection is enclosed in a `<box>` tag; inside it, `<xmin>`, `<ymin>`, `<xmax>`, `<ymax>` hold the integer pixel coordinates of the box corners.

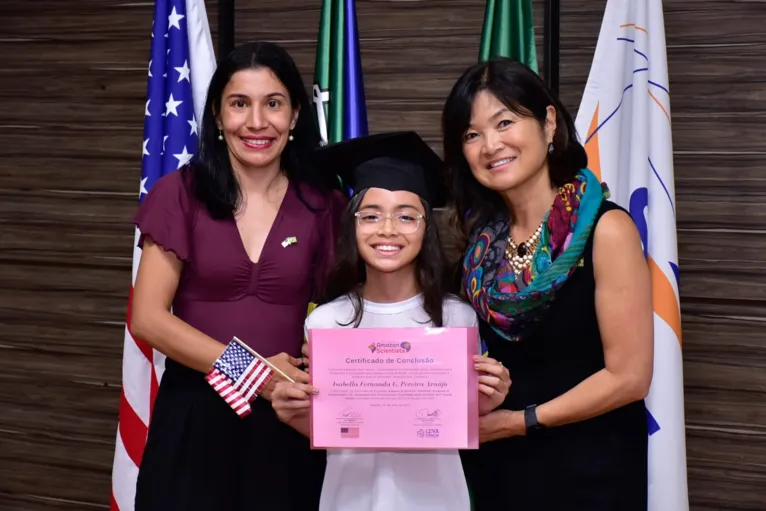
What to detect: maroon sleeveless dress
<box><xmin>132</xmin><ymin>169</ymin><xmax>346</xmax><ymax>511</ymax></box>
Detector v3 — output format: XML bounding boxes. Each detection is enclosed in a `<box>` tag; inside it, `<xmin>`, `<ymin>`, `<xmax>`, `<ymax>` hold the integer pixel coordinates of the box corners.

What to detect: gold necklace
<box><xmin>505</xmin><ymin>221</ymin><xmax>543</xmax><ymax>273</ymax></box>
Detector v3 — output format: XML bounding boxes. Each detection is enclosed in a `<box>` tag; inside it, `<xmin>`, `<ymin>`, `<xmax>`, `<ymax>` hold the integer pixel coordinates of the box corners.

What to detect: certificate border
<box><xmin>307</xmin><ymin>326</ymin><xmax>480</xmax><ymax>451</ymax></box>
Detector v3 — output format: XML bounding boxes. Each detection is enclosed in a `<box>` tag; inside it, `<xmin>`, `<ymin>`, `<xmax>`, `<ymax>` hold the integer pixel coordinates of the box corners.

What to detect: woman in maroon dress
<box><xmin>130</xmin><ymin>42</ymin><xmax>345</xmax><ymax>510</ymax></box>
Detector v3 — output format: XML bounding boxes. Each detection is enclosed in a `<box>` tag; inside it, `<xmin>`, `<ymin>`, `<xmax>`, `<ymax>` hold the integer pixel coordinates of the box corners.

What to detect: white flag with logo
<box><xmin>574</xmin><ymin>0</ymin><xmax>689</xmax><ymax>509</ymax></box>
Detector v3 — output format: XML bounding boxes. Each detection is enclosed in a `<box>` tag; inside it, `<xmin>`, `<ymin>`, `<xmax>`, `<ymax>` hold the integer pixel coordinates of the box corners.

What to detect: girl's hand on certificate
<box><xmin>474</xmin><ymin>355</ymin><xmax>511</xmax><ymax>415</ymax></box>
<box><xmin>271</xmin><ymin>381</ymin><xmax>319</xmax><ymax>424</ymax></box>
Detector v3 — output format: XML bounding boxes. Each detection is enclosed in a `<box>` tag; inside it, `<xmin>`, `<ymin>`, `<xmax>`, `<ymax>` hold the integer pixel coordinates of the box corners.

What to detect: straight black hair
<box><xmin>321</xmin><ymin>191</ymin><xmax>447</xmax><ymax>328</ymax></box>
<box><xmin>184</xmin><ymin>41</ymin><xmax>340</xmax><ymax>219</ymax></box>
<box><xmin>441</xmin><ymin>57</ymin><xmax>587</xmax><ymax>241</ymax></box>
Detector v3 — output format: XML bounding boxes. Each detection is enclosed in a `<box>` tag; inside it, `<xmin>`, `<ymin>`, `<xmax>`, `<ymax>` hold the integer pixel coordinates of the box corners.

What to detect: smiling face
<box><xmin>462</xmin><ymin>90</ymin><xmax>556</xmax><ymax>194</ymax></box>
<box><xmin>216</xmin><ymin>67</ymin><xmax>298</xmax><ymax>172</ymax></box>
<box><xmin>355</xmin><ymin>188</ymin><xmax>426</xmax><ymax>275</ymax></box>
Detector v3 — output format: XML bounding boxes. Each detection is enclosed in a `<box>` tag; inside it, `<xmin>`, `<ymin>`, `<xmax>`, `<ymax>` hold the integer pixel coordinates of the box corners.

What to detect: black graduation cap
<box><xmin>313</xmin><ymin>131</ymin><xmax>449</xmax><ymax>208</ymax></box>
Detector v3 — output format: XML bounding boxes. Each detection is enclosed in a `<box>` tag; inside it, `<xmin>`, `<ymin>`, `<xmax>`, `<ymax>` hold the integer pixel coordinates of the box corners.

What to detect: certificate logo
<box><xmin>370</xmin><ymin>341</ymin><xmax>412</xmax><ymax>353</ymax></box>
<box><xmin>416</xmin><ymin>428</ymin><xmax>440</xmax><ymax>438</ymax></box>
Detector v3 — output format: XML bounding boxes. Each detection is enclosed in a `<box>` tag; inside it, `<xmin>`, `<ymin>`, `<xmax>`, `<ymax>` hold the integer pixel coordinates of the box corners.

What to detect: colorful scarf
<box><xmin>462</xmin><ymin>168</ymin><xmax>608</xmax><ymax>341</ymax></box>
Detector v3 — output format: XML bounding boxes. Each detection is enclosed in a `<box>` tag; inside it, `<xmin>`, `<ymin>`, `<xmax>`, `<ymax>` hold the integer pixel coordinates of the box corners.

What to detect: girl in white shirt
<box><xmin>271</xmin><ymin>131</ymin><xmax>511</xmax><ymax>511</ymax></box>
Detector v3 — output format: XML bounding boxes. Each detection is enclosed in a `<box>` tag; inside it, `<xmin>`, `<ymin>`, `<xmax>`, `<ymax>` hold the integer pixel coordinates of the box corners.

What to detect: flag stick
<box><xmin>543</xmin><ymin>0</ymin><xmax>560</xmax><ymax>95</ymax></box>
<box><xmin>232</xmin><ymin>337</ymin><xmax>296</xmax><ymax>383</ymax></box>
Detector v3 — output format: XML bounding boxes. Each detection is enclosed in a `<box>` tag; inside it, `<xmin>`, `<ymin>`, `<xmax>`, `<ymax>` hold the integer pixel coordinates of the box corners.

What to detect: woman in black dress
<box><xmin>442</xmin><ymin>57</ymin><xmax>654</xmax><ymax>509</ymax></box>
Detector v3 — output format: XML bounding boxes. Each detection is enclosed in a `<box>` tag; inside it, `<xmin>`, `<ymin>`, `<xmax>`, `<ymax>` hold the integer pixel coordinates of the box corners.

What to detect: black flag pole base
<box><xmin>218</xmin><ymin>0</ymin><xmax>235</xmax><ymax>62</ymax></box>
<box><xmin>543</xmin><ymin>0</ymin><xmax>561</xmax><ymax>96</ymax></box>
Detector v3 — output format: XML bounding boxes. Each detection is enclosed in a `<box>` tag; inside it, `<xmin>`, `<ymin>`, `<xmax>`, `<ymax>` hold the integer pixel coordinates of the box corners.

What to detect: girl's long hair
<box><xmin>321</xmin><ymin>191</ymin><xmax>447</xmax><ymax>327</ymax></box>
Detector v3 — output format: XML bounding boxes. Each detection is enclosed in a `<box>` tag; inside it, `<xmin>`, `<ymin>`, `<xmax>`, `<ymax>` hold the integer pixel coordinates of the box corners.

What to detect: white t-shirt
<box><xmin>305</xmin><ymin>293</ymin><xmax>478</xmax><ymax>511</ymax></box>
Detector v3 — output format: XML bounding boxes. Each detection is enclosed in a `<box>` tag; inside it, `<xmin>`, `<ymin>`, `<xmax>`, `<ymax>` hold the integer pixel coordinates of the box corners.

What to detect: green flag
<box><xmin>312</xmin><ymin>0</ymin><xmax>368</xmax><ymax>146</ymax></box>
<box><xmin>478</xmin><ymin>0</ymin><xmax>538</xmax><ymax>71</ymax></box>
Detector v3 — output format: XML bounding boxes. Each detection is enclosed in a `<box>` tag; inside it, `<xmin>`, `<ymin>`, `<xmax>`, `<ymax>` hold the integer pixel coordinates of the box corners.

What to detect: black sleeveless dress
<box><xmin>461</xmin><ymin>201</ymin><xmax>648</xmax><ymax>510</ymax></box>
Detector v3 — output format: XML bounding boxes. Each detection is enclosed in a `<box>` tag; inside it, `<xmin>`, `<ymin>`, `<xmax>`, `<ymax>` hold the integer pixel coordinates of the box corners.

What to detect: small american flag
<box><xmin>340</xmin><ymin>427</ymin><xmax>360</xmax><ymax>438</ymax></box>
<box><xmin>205</xmin><ymin>369</ymin><xmax>253</xmax><ymax>417</ymax></box>
<box><xmin>205</xmin><ymin>338</ymin><xmax>274</xmax><ymax>417</ymax></box>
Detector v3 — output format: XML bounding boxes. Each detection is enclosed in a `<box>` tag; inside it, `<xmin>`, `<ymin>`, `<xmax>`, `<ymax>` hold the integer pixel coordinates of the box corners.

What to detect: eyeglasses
<box><xmin>354</xmin><ymin>211</ymin><xmax>424</xmax><ymax>234</ymax></box>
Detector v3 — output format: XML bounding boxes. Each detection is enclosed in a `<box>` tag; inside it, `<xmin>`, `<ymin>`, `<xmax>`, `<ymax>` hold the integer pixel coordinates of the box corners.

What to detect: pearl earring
<box><xmin>547</xmin><ymin>142</ymin><xmax>554</xmax><ymax>154</ymax></box>
<box><xmin>288</xmin><ymin>133</ymin><xmax>294</xmax><ymax>141</ymax></box>
<box><xmin>218</xmin><ymin>130</ymin><xmax>223</xmax><ymax>141</ymax></box>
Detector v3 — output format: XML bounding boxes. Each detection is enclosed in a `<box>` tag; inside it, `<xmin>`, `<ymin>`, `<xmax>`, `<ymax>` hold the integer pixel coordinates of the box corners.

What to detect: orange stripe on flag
<box><xmin>584</xmin><ymin>104</ymin><xmax>602</xmax><ymax>181</ymax></box>
<box><xmin>620</xmin><ymin>23</ymin><xmax>648</xmax><ymax>33</ymax></box>
<box><xmin>648</xmin><ymin>256</ymin><xmax>682</xmax><ymax>347</ymax></box>
<box><xmin>648</xmin><ymin>89</ymin><xmax>670</xmax><ymax>123</ymax></box>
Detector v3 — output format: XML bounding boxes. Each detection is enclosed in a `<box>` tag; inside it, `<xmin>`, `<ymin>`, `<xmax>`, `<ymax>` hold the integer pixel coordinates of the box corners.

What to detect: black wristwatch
<box><xmin>524</xmin><ymin>404</ymin><xmax>545</xmax><ymax>434</ymax></box>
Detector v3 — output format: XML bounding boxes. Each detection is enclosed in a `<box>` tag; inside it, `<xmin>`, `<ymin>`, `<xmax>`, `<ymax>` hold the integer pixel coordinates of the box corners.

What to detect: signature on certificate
<box><xmin>337</xmin><ymin>407</ymin><xmax>363</xmax><ymax>419</ymax></box>
<box><xmin>416</xmin><ymin>408</ymin><xmax>441</xmax><ymax>419</ymax></box>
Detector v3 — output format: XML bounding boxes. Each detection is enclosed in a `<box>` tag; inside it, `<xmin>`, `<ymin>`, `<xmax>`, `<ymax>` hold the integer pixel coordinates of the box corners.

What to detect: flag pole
<box><xmin>218</xmin><ymin>0</ymin><xmax>235</xmax><ymax>61</ymax></box>
<box><xmin>543</xmin><ymin>0</ymin><xmax>560</xmax><ymax>95</ymax></box>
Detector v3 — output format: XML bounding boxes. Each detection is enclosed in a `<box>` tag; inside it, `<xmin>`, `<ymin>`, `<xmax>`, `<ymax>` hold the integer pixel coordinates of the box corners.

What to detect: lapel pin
<box><xmin>281</xmin><ymin>236</ymin><xmax>297</xmax><ymax>248</ymax></box>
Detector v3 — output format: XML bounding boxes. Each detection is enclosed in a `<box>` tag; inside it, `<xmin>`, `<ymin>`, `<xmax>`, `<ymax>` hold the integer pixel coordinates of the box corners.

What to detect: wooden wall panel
<box><xmin>663</xmin><ymin>1</ymin><xmax>766</xmax><ymax>508</ymax></box>
<box><xmin>0</xmin><ymin>0</ymin><xmax>764</xmax><ymax>509</ymax></box>
<box><xmin>0</xmin><ymin>0</ymin><xmax>216</xmax><ymax>508</ymax></box>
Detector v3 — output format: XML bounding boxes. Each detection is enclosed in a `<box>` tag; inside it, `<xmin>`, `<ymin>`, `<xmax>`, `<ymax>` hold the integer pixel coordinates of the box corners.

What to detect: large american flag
<box><xmin>110</xmin><ymin>1</ymin><xmax>215</xmax><ymax>510</ymax></box>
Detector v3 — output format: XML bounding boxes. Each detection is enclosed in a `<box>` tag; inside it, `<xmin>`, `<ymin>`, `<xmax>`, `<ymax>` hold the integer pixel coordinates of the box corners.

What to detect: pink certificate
<box><xmin>308</xmin><ymin>327</ymin><xmax>479</xmax><ymax>450</ymax></box>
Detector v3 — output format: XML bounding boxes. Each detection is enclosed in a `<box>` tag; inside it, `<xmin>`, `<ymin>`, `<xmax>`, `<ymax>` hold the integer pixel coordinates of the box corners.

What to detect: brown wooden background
<box><xmin>0</xmin><ymin>0</ymin><xmax>764</xmax><ymax>509</ymax></box>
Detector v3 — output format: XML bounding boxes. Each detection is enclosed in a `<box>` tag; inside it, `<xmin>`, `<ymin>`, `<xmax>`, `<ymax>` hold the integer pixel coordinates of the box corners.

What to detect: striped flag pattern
<box><xmin>205</xmin><ymin>369</ymin><xmax>253</xmax><ymax>417</ymax></box>
<box><xmin>110</xmin><ymin>1</ymin><xmax>215</xmax><ymax>510</ymax></box>
<box><xmin>205</xmin><ymin>338</ymin><xmax>275</xmax><ymax>417</ymax></box>
<box><xmin>574</xmin><ymin>0</ymin><xmax>689</xmax><ymax>509</ymax></box>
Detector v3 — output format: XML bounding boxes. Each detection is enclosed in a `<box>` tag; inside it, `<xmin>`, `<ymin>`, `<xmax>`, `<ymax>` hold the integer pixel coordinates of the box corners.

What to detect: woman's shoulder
<box><xmin>151</xmin><ymin>166</ymin><xmax>193</xmax><ymax>191</ymax></box>
<box><xmin>141</xmin><ymin>167</ymin><xmax>197</xmax><ymax>209</ymax></box>
<box><xmin>599</xmin><ymin>199</ymin><xmax>629</xmax><ymax>217</ymax></box>
<box><xmin>594</xmin><ymin>202</ymin><xmax>640</xmax><ymax>244</ymax></box>
<box><xmin>442</xmin><ymin>293</ymin><xmax>478</xmax><ymax>328</ymax></box>
<box><xmin>133</xmin><ymin>168</ymin><xmax>198</xmax><ymax>261</ymax></box>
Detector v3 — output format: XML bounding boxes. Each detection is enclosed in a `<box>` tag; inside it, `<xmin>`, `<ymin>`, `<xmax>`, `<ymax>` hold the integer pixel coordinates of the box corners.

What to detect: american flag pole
<box><xmin>232</xmin><ymin>336</ymin><xmax>296</xmax><ymax>383</ymax></box>
<box><xmin>110</xmin><ymin>2</ymin><xmax>215</xmax><ymax>510</ymax></box>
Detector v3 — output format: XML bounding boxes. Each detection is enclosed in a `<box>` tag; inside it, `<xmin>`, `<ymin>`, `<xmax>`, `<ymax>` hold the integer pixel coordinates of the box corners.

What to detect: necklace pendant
<box><xmin>517</xmin><ymin>243</ymin><xmax>527</xmax><ymax>257</ymax></box>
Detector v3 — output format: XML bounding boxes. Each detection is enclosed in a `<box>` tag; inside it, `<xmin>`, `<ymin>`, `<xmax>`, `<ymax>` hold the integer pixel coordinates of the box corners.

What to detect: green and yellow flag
<box><xmin>478</xmin><ymin>0</ymin><xmax>538</xmax><ymax>71</ymax></box>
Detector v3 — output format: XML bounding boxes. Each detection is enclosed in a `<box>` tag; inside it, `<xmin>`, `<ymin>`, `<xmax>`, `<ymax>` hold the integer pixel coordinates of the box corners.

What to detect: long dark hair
<box><xmin>321</xmin><ymin>191</ymin><xmax>447</xmax><ymax>327</ymax></box>
<box><xmin>185</xmin><ymin>41</ymin><xmax>339</xmax><ymax>219</ymax></box>
<box><xmin>441</xmin><ymin>57</ymin><xmax>587</xmax><ymax>241</ymax></box>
